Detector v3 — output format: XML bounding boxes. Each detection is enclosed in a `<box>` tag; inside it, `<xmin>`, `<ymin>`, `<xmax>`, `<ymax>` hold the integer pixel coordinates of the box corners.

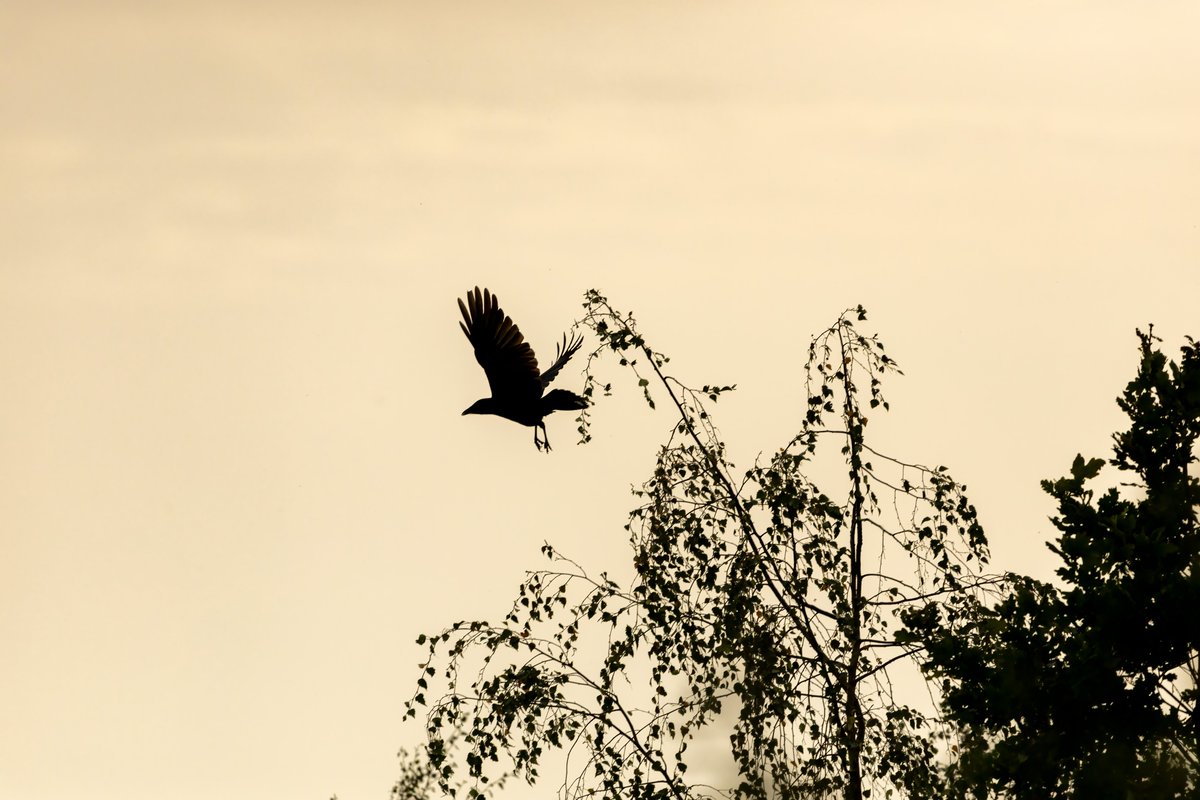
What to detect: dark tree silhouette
<box><xmin>458</xmin><ymin>286</ymin><xmax>588</xmax><ymax>452</ymax></box>
<box><xmin>903</xmin><ymin>328</ymin><xmax>1199</xmax><ymax>798</ymax></box>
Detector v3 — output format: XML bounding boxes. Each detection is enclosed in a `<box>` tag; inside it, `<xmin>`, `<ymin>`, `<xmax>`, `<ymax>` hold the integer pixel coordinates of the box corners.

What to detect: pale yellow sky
<box><xmin>2</xmin><ymin>2</ymin><xmax>1198</xmax><ymax>799</ymax></box>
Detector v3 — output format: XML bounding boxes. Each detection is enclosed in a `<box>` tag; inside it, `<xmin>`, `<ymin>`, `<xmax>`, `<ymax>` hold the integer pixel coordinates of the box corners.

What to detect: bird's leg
<box><xmin>536</xmin><ymin>422</ymin><xmax>552</xmax><ymax>452</ymax></box>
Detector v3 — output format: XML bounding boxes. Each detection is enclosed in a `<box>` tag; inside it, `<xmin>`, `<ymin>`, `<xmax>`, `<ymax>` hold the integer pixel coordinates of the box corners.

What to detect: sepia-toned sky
<box><xmin>2</xmin><ymin>2</ymin><xmax>1198</xmax><ymax>799</ymax></box>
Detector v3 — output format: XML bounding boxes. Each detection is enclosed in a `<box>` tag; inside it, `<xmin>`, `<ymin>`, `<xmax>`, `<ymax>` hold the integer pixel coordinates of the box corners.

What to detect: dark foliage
<box><xmin>903</xmin><ymin>329</ymin><xmax>1200</xmax><ymax>798</ymax></box>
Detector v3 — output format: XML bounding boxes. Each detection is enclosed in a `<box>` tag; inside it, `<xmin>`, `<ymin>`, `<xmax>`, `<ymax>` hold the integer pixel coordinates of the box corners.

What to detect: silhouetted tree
<box><xmin>902</xmin><ymin>329</ymin><xmax>1200</xmax><ymax>798</ymax></box>
<box><xmin>407</xmin><ymin>293</ymin><xmax>996</xmax><ymax>800</ymax></box>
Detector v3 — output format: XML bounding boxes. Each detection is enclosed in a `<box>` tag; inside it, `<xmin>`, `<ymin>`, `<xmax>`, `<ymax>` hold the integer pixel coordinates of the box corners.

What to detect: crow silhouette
<box><xmin>458</xmin><ymin>287</ymin><xmax>588</xmax><ymax>451</ymax></box>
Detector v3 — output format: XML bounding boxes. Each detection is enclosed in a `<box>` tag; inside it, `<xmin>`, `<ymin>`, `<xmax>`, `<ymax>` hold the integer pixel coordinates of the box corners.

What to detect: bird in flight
<box><xmin>458</xmin><ymin>286</ymin><xmax>589</xmax><ymax>452</ymax></box>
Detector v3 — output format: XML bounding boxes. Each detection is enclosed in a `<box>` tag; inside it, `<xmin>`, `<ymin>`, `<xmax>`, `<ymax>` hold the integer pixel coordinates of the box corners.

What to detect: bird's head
<box><xmin>462</xmin><ymin>398</ymin><xmax>497</xmax><ymax>416</ymax></box>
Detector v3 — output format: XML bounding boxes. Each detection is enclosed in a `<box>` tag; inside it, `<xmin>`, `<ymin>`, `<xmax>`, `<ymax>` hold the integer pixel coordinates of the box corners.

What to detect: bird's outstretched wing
<box><xmin>538</xmin><ymin>332</ymin><xmax>584</xmax><ymax>388</ymax></box>
<box><xmin>458</xmin><ymin>287</ymin><xmax>542</xmax><ymax>401</ymax></box>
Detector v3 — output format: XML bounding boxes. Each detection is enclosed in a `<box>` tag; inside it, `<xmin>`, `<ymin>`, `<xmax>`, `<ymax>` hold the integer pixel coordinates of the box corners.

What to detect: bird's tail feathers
<box><xmin>542</xmin><ymin>389</ymin><xmax>589</xmax><ymax>411</ymax></box>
